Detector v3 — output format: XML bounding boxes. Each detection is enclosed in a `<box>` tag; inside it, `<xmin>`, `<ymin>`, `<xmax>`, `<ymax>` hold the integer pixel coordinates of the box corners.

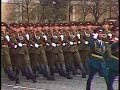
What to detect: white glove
<box><xmin>85</xmin><ymin>41</ymin><xmax>89</xmax><ymax>44</ymax></box>
<box><xmin>46</xmin><ymin>43</ymin><xmax>50</xmax><ymax>46</ymax></box>
<box><xmin>35</xmin><ymin>43</ymin><xmax>39</xmax><ymax>48</ymax></box>
<box><xmin>63</xmin><ymin>43</ymin><xmax>66</xmax><ymax>46</ymax></box>
<box><xmin>60</xmin><ymin>35</ymin><xmax>64</xmax><ymax>41</ymax></box>
<box><xmin>70</xmin><ymin>42</ymin><xmax>74</xmax><ymax>45</ymax></box>
<box><xmin>25</xmin><ymin>34</ymin><xmax>29</xmax><ymax>40</ymax></box>
<box><xmin>114</xmin><ymin>37</ymin><xmax>118</xmax><ymax>41</ymax></box>
<box><xmin>93</xmin><ymin>33</ymin><xmax>98</xmax><ymax>39</ymax></box>
<box><xmin>108</xmin><ymin>33</ymin><xmax>112</xmax><ymax>37</ymax></box>
<box><xmin>52</xmin><ymin>43</ymin><xmax>56</xmax><ymax>47</ymax></box>
<box><xmin>78</xmin><ymin>41</ymin><xmax>81</xmax><ymax>44</ymax></box>
<box><xmin>18</xmin><ymin>43</ymin><xmax>23</xmax><ymax>47</ymax></box>
<box><xmin>5</xmin><ymin>35</ymin><xmax>10</xmax><ymax>42</ymax></box>
<box><xmin>14</xmin><ymin>45</ymin><xmax>17</xmax><ymax>48</ymax></box>
<box><xmin>77</xmin><ymin>33</ymin><xmax>80</xmax><ymax>39</ymax></box>
<box><xmin>43</xmin><ymin>35</ymin><xmax>47</xmax><ymax>40</ymax></box>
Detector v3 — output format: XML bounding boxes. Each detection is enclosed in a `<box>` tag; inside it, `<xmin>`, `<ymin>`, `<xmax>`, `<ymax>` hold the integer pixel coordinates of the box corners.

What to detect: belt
<box><xmin>56</xmin><ymin>44</ymin><xmax>61</xmax><ymax>46</ymax></box>
<box><xmin>22</xmin><ymin>44</ymin><xmax>27</xmax><ymax>46</ymax></box>
<box><xmin>91</xmin><ymin>54</ymin><xmax>103</xmax><ymax>60</ymax></box>
<box><xmin>39</xmin><ymin>44</ymin><xmax>43</xmax><ymax>46</ymax></box>
<box><xmin>73</xmin><ymin>42</ymin><xmax>77</xmax><ymax>45</ymax></box>
<box><xmin>2</xmin><ymin>45</ymin><xmax>8</xmax><ymax>47</ymax></box>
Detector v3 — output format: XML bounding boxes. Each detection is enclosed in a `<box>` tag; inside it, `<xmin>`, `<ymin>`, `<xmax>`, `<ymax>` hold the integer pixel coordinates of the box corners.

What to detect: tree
<box><xmin>88</xmin><ymin>0</ymin><xmax>108</xmax><ymax>22</ymax></box>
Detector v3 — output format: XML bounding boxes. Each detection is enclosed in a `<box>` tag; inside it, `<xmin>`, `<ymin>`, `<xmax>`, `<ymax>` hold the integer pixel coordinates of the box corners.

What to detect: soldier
<box><xmin>86</xmin><ymin>27</ymin><xmax>109</xmax><ymax>90</ymax></box>
<box><xmin>29</xmin><ymin>23</ymin><xmax>54</xmax><ymax>80</ymax></box>
<box><xmin>1</xmin><ymin>22</ymin><xmax>18</xmax><ymax>83</ymax></box>
<box><xmin>106</xmin><ymin>26</ymin><xmax>119</xmax><ymax>90</ymax></box>
<box><xmin>10</xmin><ymin>23</ymin><xmax>37</xmax><ymax>83</ymax></box>
<box><xmin>45</xmin><ymin>23</ymin><xmax>68</xmax><ymax>79</ymax></box>
<box><xmin>63</xmin><ymin>23</ymin><xmax>86</xmax><ymax>78</ymax></box>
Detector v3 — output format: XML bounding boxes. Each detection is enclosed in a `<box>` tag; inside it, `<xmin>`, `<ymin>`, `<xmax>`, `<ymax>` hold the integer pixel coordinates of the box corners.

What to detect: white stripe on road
<box><xmin>2</xmin><ymin>84</ymin><xmax>45</xmax><ymax>90</ymax></box>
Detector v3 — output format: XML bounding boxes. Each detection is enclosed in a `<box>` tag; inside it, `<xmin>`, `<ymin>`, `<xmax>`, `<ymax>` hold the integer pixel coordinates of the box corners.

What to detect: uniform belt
<box><xmin>2</xmin><ymin>45</ymin><xmax>8</xmax><ymax>47</ymax></box>
<box><xmin>73</xmin><ymin>42</ymin><xmax>77</xmax><ymax>45</ymax></box>
<box><xmin>91</xmin><ymin>54</ymin><xmax>103</xmax><ymax>60</ymax></box>
<box><xmin>56</xmin><ymin>44</ymin><xmax>61</xmax><ymax>46</ymax></box>
<box><xmin>22</xmin><ymin>44</ymin><xmax>27</xmax><ymax>46</ymax></box>
<box><xmin>39</xmin><ymin>44</ymin><xmax>43</xmax><ymax>46</ymax></box>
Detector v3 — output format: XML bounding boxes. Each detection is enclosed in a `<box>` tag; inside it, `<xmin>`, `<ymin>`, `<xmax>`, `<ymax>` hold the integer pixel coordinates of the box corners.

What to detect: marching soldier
<box><xmin>63</xmin><ymin>23</ymin><xmax>86</xmax><ymax>78</ymax></box>
<box><xmin>86</xmin><ymin>27</ymin><xmax>109</xmax><ymax>90</ymax></box>
<box><xmin>29</xmin><ymin>23</ymin><xmax>54</xmax><ymax>80</ymax></box>
<box><xmin>10</xmin><ymin>23</ymin><xmax>37</xmax><ymax>83</ymax></box>
<box><xmin>45</xmin><ymin>23</ymin><xmax>68</xmax><ymax>79</ymax></box>
<box><xmin>1</xmin><ymin>22</ymin><xmax>18</xmax><ymax>83</ymax></box>
<box><xmin>106</xmin><ymin>26</ymin><xmax>119</xmax><ymax>90</ymax></box>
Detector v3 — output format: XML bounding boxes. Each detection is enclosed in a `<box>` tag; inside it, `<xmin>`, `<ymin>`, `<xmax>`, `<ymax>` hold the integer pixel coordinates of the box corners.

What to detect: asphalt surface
<box><xmin>1</xmin><ymin>73</ymin><xmax>119</xmax><ymax>90</ymax></box>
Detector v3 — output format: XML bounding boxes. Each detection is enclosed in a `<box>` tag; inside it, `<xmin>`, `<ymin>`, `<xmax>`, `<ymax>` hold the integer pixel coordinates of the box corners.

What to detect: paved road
<box><xmin>1</xmin><ymin>73</ymin><xmax>118</xmax><ymax>90</ymax></box>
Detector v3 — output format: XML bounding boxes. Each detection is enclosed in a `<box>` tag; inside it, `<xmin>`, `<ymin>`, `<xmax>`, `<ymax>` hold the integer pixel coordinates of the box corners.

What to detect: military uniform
<box><xmin>86</xmin><ymin>27</ymin><xmax>109</xmax><ymax>90</ymax></box>
<box><xmin>106</xmin><ymin>27</ymin><xmax>119</xmax><ymax>90</ymax></box>
<box><xmin>1</xmin><ymin>22</ymin><xmax>18</xmax><ymax>83</ymax></box>
<box><xmin>29</xmin><ymin>24</ymin><xmax>54</xmax><ymax>80</ymax></box>
<box><xmin>62</xmin><ymin>25</ymin><xmax>86</xmax><ymax>78</ymax></box>
<box><xmin>10</xmin><ymin>23</ymin><xmax>36</xmax><ymax>83</ymax></box>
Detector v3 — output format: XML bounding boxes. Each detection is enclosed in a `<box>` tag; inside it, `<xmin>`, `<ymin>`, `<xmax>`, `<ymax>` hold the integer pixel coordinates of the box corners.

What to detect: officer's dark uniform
<box><xmin>86</xmin><ymin>27</ymin><xmax>109</xmax><ymax>90</ymax></box>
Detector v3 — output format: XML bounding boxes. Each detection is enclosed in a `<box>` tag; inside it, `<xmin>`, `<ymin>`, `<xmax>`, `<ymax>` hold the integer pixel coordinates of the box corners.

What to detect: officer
<box><xmin>86</xmin><ymin>27</ymin><xmax>109</xmax><ymax>90</ymax></box>
<box><xmin>106</xmin><ymin>26</ymin><xmax>119</xmax><ymax>90</ymax></box>
<box><xmin>10</xmin><ymin>23</ymin><xmax>37</xmax><ymax>83</ymax></box>
<box><xmin>1</xmin><ymin>22</ymin><xmax>18</xmax><ymax>84</ymax></box>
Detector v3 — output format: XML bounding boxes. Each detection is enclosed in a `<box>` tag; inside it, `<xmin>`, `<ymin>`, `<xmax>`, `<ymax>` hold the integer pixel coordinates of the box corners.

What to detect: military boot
<box><xmin>49</xmin><ymin>66</ymin><xmax>55</xmax><ymax>80</ymax></box>
<box><xmin>6</xmin><ymin>67</ymin><xmax>16</xmax><ymax>81</ymax></box>
<box><xmin>66</xmin><ymin>64</ymin><xmax>73</xmax><ymax>79</ymax></box>
<box><xmin>40</xmin><ymin>64</ymin><xmax>55</xmax><ymax>80</ymax></box>
<box><xmin>79</xmin><ymin>63</ymin><xmax>87</xmax><ymax>78</ymax></box>
<box><xmin>26</xmin><ymin>66</ymin><xmax>37</xmax><ymax>83</ymax></box>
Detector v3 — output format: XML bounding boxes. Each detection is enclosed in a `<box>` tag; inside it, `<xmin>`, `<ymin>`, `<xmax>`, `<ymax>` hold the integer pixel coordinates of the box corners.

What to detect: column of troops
<box><xmin>1</xmin><ymin>21</ymin><xmax>119</xmax><ymax>89</ymax></box>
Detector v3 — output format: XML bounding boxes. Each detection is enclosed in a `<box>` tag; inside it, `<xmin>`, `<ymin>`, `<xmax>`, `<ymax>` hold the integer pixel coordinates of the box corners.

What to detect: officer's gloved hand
<box><xmin>35</xmin><ymin>43</ymin><xmax>39</xmax><ymax>48</ymax></box>
<box><xmin>43</xmin><ymin>35</ymin><xmax>47</xmax><ymax>40</ymax></box>
<box><xmin>14</xmin><ymin>45</ymin><xmax>17</xmax><ymax>48</ymax></box>
<box><xmin>18</xmin><ymin>43</ymin><xmax>23</xmax><ymax>47</ymax></box>
<box><xmin>25</xmin><ymin>34</ymin><xmax>29</xmax><ymax>40</ymax></box>
<box><xmin>77</xmin><ymin>33</ymin><xmax>80</xmax><ymax>39</ymax></box>
<box><xmin>85</xmin><ymin>41</ymin><xmax>89</xmax><ymax>44</ymax></box>
<box><xmin>70</xmin><ymin>42</ymin><xmax>74</xmax><ymax>45</ymax></box>
<box><xmin>93</xmin><ymin>33</ymin><xmax>98</xmax><ymax>39</ymax></box>
<box><xmin>5</xmin><ymin>35</ymin><xmax>10</xmax><ymax>42</ymax></box>
<box><xmin>52</xmin><ymin>43</ymin><xmax>56</xmax><ymax>47</ymax></box>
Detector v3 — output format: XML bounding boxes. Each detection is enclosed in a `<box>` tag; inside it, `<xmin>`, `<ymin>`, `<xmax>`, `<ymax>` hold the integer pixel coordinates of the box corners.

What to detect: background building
<box><xmin>1</xmin><ymin>0</ymin><xmax>119</xmax><ymax>23</ymax></box>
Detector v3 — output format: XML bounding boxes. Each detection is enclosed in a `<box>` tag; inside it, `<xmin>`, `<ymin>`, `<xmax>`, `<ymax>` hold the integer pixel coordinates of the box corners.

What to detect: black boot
<box><xmin>49</xmin><ymin>66</ymin><xmax>55</xmax><ymax>80</ymax></box>
<box><xmin>71</xmin><ymin>63</ymin><xmax>77</xmax><ymax>75</ymax></box>
<box><xmin>6</xmin><ymin>67</ymin><xmax>16</xmax><ymax>81</ymax></box>
<box><xmin>40</xmin><ymin>64</ymin><xmax>55</xmax><ymax>80</ymax></box>
<box><xmin>15</xmin><ymin>69</ymin><xmax>20</xmax><ymax>84</ymax></box>
<box><xmin>59</xmin><ymin>63</ymin><xmax>67</xmax><ymax>77</ymax></box>
<box><xmin>66</xmin><ymin>64</ymin><xmax>73</xmax><ymax>79</ymax></box>
<box><xmin>79</xmin><ymin>63</ymin><xmax>87</xmax><ymax>78</ymax></box>
<box><xmin>26</xmin><ymin>66</ymin><xmax>37</xmax><ymax>83</ymax></box>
